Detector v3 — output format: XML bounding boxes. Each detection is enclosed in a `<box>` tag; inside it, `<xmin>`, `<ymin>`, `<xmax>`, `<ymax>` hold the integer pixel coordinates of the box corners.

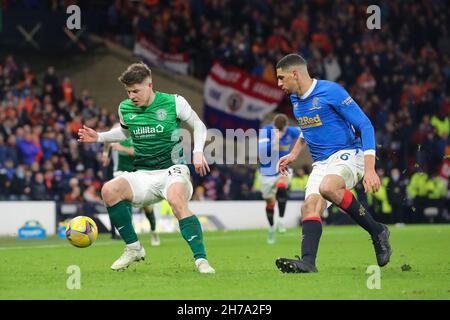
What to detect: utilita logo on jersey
<box><xmin>133</xmin><ymin>124</ymin><xmax>164</xmax><ymax>138</ymax></box>
<box><xmin>297</xmin><ymin>114</ymin><xmax>323</xmax><ymax>129</ymax></box>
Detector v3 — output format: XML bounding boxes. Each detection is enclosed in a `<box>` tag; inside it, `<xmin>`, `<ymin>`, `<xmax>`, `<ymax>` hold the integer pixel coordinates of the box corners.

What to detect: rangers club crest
<box><xmin>227</xmin><ymin>93</ymin><xmax>243</xmax><ymax>113</ymax></box>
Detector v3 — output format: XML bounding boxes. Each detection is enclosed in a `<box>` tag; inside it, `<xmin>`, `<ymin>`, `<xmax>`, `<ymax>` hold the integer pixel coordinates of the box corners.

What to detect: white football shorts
<box><xmin>305</xmin><ymin>149</ymin><xmax>365</xmax><ymax>207</ymax></box>
<box><xmin>259</xmin><ymin>169</ymin><xmax>293</xmax><ymax>200</ymax></box>
<box><xmin>113</xmin><ymin>164</ymin><xmax>193</xmax><ymax>207</ymax></box>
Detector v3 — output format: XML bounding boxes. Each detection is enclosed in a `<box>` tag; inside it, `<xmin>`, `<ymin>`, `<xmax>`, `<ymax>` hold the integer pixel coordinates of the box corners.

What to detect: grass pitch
<box><xmin>0</xmin><ymin>224</ymin><xmax>449</xmax><ymax>300</ymax></box>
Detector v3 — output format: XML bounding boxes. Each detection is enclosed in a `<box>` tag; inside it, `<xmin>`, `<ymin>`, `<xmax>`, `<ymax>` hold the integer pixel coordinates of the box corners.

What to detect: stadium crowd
<box><xmin>1</xmin><ymin>0</ymin><xmax>449</xmax><ymax>223</ymax></box>
<box><xmin>109</xmin><ymin>0</ymin><xmax>450</xmax><ymax>222</ymax></box>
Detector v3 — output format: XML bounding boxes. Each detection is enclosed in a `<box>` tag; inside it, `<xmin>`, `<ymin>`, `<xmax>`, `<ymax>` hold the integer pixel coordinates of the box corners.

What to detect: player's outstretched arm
<box><xmin>78</xmin><ymin>125</ymin><xmax>130</xmax><ymax>144</ymax></box>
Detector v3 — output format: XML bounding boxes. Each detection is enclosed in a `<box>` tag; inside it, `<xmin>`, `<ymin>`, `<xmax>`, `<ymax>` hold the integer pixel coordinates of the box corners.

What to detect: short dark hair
<box><xmin>273</xmin><ymin>114</ymin><xmax>288</xmax><ymax>130</ymax></box>
<box><xmin>276</xmin><ymin>54</ymin><xmax>307</xmax><ymax>70</ymax></box>
<box><xmin>118</xmin><ymin>62</ymin><xmax>152</xmax><ymax>85</ymax></box>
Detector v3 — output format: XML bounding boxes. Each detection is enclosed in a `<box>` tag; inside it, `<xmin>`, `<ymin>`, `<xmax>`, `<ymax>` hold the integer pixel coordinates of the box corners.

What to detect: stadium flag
<box><xmin>134</xmin><ymin>34</ymin><xmax>189</xmax><ymax>75</ymax></box>
<box><xmin>204</xmin><ymin>62</ymin><xmax>284</xmax><ymax>131</ymax></box>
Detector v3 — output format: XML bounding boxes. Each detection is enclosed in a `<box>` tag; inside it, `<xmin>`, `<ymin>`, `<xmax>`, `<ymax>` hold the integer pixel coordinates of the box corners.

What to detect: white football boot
<box><xmin>150</xmin><ymin>232</ymin><xmax>160</xmax><ymax>246</ymax></box>
<box><xmin>111</xmin><ymin>243</ymin><xmax>146</xmax><ymax>271</ymax></box>
<box><xmin>277</xmin><ymin>220</ymin><xmax>287</xmax><ymax>233</ymax></box>
<box><xmin>195</xmin><ymin>258</ymin><xmax>215</xmax><ymax>274</ymax></box>
<box><xmin>267</xmin><ymin>226</ymin><xmax>276</xmax><ymax>244</ymax></box>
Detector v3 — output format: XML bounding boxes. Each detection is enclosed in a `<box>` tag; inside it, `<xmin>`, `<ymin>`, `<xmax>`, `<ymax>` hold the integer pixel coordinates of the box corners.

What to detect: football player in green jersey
<box><xmin>102</xmin><ymin>134</ymin><xmax>160</xmax><ymax>246</ymax></box>
<box><xmin>78</xmin><ymin>62</ymin><xmax>214</xmax><ymax>273</ymax></box>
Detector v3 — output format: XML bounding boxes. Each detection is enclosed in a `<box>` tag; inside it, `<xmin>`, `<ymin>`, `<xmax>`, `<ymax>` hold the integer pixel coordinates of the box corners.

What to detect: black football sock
<box><xmin>144</xmin><ymin>207</ymin><xmax>156</xmax><ymax>232</ymax></box>
<box><xmin>276</xmin><ymin>185</ymin><xmax>288</xmax><ymax>218</ymax></box>
<box><xmin>266</xmin><ymin>203</ymin><xmax>275</xmax><ymax>227</ymax></box>
<box><xmin>339</xmin><ymin>189</ymin><xmax>383</xmax><ymax>237</ymax></box>
<box><xmin>301</xmin><ymin>217</ymin><xmax>322</xmax><ymax>266</ymax></box>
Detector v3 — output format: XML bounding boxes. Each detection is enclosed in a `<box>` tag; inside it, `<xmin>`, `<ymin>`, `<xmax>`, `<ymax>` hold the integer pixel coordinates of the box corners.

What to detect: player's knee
<box><xmin>319</xmin><ymin>182</ymin><xmax>335</xmax><ymax>200</ymax></box>
<box><xmin>167</xmin><ymin>196</ymin><xmax>186</xmax><ymax>216</ymax></box>
<box><xmin>167</xmin><ymin>187</ymin><xmax>187</xmax><ymax>214</ymax></box>
<box><xmin>101</xmin><ymin>181</ymin><xmax>122</xmax><ymax>206</ymax></box>
<box><xmin>301</xmin><ymin>201</ymin><xmax>316</xmax><ymax>218</ymax></box>
<box><xmin>266</xmin><ymin>198</ymin><xmax>276</xmax><ymax>207</ymax></box>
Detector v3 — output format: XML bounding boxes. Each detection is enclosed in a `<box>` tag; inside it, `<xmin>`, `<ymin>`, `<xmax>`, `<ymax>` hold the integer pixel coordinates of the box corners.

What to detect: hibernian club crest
<box><xmin>156</xmin><ymin>109</ymin><xmax>167</xmax><ymax>121</ymax></box>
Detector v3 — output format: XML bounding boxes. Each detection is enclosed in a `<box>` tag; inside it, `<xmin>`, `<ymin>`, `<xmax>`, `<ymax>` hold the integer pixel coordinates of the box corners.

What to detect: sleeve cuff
<box><xmin>363</xmin><ymin>149</ymin><xmax>376</xmax><ymax>156</ymax></box>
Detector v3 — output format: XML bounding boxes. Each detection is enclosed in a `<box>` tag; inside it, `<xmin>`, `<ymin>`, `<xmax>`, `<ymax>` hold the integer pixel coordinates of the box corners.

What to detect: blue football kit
<box><xmin>289</xmin><ymin>79</ymin><xmax>375</xmax><ymax>162</ymax></box>
<box><xmin>258</xmin><ymin>124</ymin><xmax>301</xmax><ymax>176</ymax></box>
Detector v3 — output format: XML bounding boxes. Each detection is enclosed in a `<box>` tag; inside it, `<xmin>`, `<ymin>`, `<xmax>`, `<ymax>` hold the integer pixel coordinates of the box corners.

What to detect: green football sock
<box><xmin>107</xmin><ymin>201</ymin><xmax>138</xmax><ymax>245</ymax></box>
<box><xmin>144</xmin><ymin>208</ymin><xmax>156</xmax><ymax>231</ymax></box>
<box><xmin>179</xmin><ymin>215</ymin><xmax>206</xmax><ymax>260</ymax></box>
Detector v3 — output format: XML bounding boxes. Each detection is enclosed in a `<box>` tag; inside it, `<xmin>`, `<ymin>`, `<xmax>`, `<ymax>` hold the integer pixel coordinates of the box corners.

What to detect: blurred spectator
<box><xmin>43</xmin><ymin>66</ymin><xmax>58</xmax><ymax>90</ymax></box>
<box><xmin>192</xmin><ymin>185</ymin><xmax>206</xmax><ymax>201</ymax></box>
<box><xmin>431</xmin><ymin>112</ymin><xmax>449</xmax><ymax>138</ymax></box>
<box><xmin>0</xmin><ymin>168</ymin><xmax>9</xmax><ymax>200</ymax></box>
<box><xmin>0</xmin><ymin>135</ymin><xmax>7</xmax><ymax>164</ymax></box>
<box><xmin>61</xmin><ymin>76</ymin><xmax>74</xmax><ymax>104</ymax></box>
<box><xmin>368</xmin><ymin>168</ymin><xmax>393</xmax><ymax>224</ymax></box>
<box><xmin>387</xmin><ymin>168</ymin><xmax>407</xmax><ymax>225</ymax></box>
<box><xmin>83</xmin><ymin>185</ymin><xmax>102</xmax><ymax>203</ymax></box>
<box><xmin>424</xmin><ymin>171</ymin><xmax>447</xmax><ymax>222</ymax></box>
<box><xmin>30</xmin><ymin>172</ymin><xmax>50</xmax><ymax>200</ymax></box>
<box><xmin>407</xmin><ymin>168</ymin><xmax>429</xmax><ymax>223</ymax></box>
<box><xmin>64</xmin><ymin>178</ymin><xmax>83</xmax><ymax>203</ymax></box>
<box><xmin>40</xmin><ymin>129</ymin><xmax>59</xmax><ymax>162</ymax></box>
<box><xmin>203</xmin><ymin>167</ymin><xmax>223</xmax><ymax>200</ymax></box>
<box><xmin>5</xmin><ymin>135</ymin><xmax>19</xmax><ymax>164</ymax></box>
<box><xmin>323</xmin><ymin>53</ymin><xmax>341</xmax><ymax>82</ymax></box>
<box><xmin>9</xmin><ymin>166</ymin><xmax>31</xmax><ymax>200</ymax></box>
<box><xmin>16</xmin><ymin>132</ymin><xmax>40</xmax><ymax>166</ymax></box>
<box><xmin>290</xmin><ymin>167</ymin><xmax>309</xmax><ymax>192</ymax></box>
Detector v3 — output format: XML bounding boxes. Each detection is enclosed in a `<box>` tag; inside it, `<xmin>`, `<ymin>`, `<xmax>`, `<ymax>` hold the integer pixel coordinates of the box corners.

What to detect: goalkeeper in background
<box><xmin>102</xmin><ymin>130</ymin><xmax>160</xmax><ymax>246</ymax></box>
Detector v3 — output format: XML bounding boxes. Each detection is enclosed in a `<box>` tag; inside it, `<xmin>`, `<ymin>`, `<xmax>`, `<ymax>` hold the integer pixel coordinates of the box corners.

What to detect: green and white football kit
<box><xmin>98</xmin><ymin>92</ymin><xmax>213</xmax><ymax>273</ymax></box>
<box><xmin>104</xmin><ymin>92</ymin><xmax>197</xmax><ymax>206</ymax></box>
<box><xmin>110</xmin><ymin>137</ymin><xmax>160</xmax><ymax>246</ymax></box>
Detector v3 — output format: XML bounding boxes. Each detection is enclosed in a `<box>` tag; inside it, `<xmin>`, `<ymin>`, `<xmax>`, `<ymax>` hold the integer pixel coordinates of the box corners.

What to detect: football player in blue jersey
<box><xmin>274</xmin><ymin>53</ymin><xmax>392</xmax><ymax>273</ymax></box>
<box><xmin>258</xmin><ymin>114</ymin><xmax>301</xmax><ymax>244</ymax></box>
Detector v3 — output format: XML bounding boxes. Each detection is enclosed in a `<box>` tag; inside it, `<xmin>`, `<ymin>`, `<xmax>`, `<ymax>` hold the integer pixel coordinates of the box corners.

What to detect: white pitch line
<box><xmin>0</xmin><ymin>240</ymin><xmax>119</xmax><ymax>251</ymax></box>
<box><xmin>2</xmin><ymin>226</ymin><xmax>444</xmax><ymax>251</ymax></box>
<box><xmin>0</xmin><ymin>229</ymin><xmax>366</xmax><ymax>251</ymax></box>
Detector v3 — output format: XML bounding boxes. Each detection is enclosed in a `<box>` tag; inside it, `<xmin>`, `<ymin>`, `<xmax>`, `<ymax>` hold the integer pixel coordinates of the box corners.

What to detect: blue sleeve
<box><xmin>289</xmin><ymin>126</ymin><xmax>301</xmax><ymax>139</ymax></box>
<box><xmin>330</xmin><ymin>83</ymin><xmax>375</xmax><ymax>152</ymax></box>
